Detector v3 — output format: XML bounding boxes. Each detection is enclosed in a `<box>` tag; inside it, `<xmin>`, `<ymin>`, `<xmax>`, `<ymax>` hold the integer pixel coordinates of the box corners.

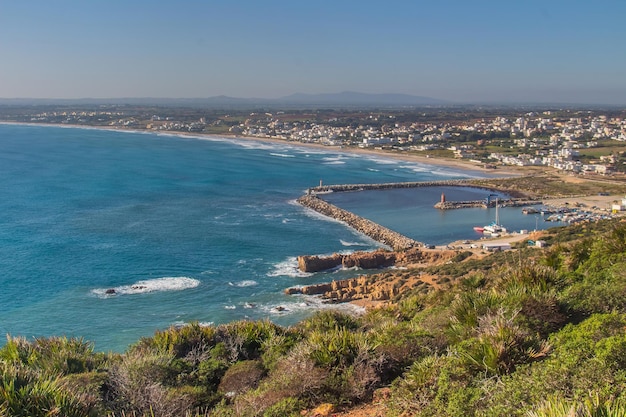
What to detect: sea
<box><xmin>0</xmin><ymin>124</ymin><xmax>557</xmax><ymax>352</ymax></box>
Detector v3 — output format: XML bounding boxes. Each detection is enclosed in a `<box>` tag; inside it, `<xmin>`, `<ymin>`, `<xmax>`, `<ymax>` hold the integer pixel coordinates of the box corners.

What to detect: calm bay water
<box><xmin>0</xmin><ymin>124</ymin><xmax>549</xmax><ymax>351</ymax></box>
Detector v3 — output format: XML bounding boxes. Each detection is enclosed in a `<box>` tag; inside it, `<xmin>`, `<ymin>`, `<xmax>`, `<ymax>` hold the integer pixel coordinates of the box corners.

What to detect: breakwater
<box><xmin>296</xmin><ymin>195</ymin><xmax>420</xmax><ymax>250</ymax></box>
<box><xmin>299</xmin><ymin>179</ymin><xmax>517</xmax><ymax>250</ymax></box>
<box><xmin>308</xmin><ymin>179</ymin><xmax>475</xmax><ymax>194</ymax></box>
<box><xmin>434</xmin><ymin>198</ymin><xmax>542</xmax><ymax>210</ymax></box>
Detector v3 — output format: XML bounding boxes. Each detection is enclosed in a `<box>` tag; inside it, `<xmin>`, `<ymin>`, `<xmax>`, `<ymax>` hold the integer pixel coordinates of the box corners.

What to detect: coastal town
<box><xmin>2</xmin><ymin>105</ymin><xmax>626</xmax><ymax>176</ymax></box>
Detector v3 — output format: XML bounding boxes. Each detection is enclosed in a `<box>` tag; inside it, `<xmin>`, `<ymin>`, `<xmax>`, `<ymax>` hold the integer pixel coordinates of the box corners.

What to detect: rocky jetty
<box><xmin>297</xmin><ymin>249</ymin><xmax>397</xmax><ymax>273</ymax></box>
<box><xmin>296</xmin><ymin>195</ymin><xmax>420</xmax><ymax>250</ymax></box>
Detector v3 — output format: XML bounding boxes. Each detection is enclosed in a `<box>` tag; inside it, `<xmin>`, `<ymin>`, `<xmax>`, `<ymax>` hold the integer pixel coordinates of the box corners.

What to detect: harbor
<box><xmin>300</xmin><ymin>180</ymin><xmax>626</xmax><ymax>249</ymax></box>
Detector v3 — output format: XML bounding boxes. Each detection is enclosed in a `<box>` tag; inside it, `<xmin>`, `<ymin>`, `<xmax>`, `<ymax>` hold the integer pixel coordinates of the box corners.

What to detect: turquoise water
<box><xmin>1</xmin><ymin>124</ymin><xmax>482</xmax><ymax>351</ymax></box>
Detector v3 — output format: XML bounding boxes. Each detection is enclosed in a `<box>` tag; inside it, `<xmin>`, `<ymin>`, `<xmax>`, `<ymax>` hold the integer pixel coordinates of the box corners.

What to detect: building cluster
<box><xmin>233</xmin><ymin>112</ymin><xmax>626</xmax><ymax>174</ymax></box>
<box><xmin>17</xmin><ymin>108</ymin><xmax>626</xmax><ymax>175</ymax></box>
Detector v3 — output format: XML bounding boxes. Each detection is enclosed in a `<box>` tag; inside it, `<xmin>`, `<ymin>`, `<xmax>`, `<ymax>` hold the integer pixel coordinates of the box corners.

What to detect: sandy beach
<box><xmin>2</xmin><ymin>120</ymin><xmax>529</xmax><ymax>178</ymax></box>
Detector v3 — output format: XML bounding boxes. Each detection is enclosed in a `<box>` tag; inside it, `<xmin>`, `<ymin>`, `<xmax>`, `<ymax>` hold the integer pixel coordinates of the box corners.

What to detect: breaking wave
<box><xmin>92</xmin><ymin>277</ymin><xmax>200</xmax><ymax>297</ymax></box>
<box><xmin>340</xmin><ymin>239</ymin><xmax>368</xmax><ymax>247</ymax></box>
<box><xmin>267</xmin><ymin>257</ymin><xmax>312</xmax><ymax>278</ymax></box>
<box><xmin>229</xmin><ymin>280</ymin><xmax>259</xmax><ymax>287</ymax></box>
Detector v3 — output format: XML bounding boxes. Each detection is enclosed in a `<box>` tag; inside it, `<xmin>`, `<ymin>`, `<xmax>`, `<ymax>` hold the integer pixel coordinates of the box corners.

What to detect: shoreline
<box><xmin>3</xmin><ymin>121</ymin><xmax>625</xmax><ymax>320</ymax></box>
<box><xmin>0</xmin><ymin>121</ymin><xmax>520</xmax><ymax>177</ymax></box>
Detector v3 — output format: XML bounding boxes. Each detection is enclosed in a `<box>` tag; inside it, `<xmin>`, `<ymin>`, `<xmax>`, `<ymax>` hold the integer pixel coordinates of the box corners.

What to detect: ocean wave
<box><xmin>322</xmin><ymin>155</ymin><xmax>347</xmax><ymax>162</ymax></box>
<box><xmin>430</xmin><ymin>169</ymin><xmax>475</xmax><ymax>178</ymax></box>
<box><xmin>323</xmin><ymin>160</ymin><xmax>346</xmax><ymax>165</ymax></box>
<box><xmin>260</xmin><ymin>295</ymin><xmax>365</xmax><ymax>316</ymax></box>
<box><xmin>366</xmin><ymin>157</ymin><xmax>399</xmax><ymax>165</ymax></box>
<box><xmin>229</xmin><ymin>280</ymin><xmax>259</xmax><ymax>287</ymax></box>
<box><xmin>340</xmin><ymin>239</ymin><xmax>368</xmax><ymax>247</ymax></box>
<box><xmin>267</xmin><ymin>257</ymin><xmax>312</xmax><ymax>278</ymax></box>
<box><xmin>270</xmin><ymin>152</ymin><xmax>295</xmax><ymax>158</ymax></box>
<box><xmin>399</xmin><ymin>164</ymin><xmax>428</xmax><ymax>172</ymax></box>
<box><xmin>231</xmin><ymin>140</ymin><xmax>279</xmax><ymax>151</ymax></box>
<box><xmin>92</xmin><ymin>277</ymin><xmax>200</xmax><ymax>297</ymax></box>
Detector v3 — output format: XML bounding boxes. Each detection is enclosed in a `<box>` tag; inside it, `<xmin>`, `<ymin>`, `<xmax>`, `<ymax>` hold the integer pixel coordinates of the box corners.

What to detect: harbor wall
<box><xmin>296</xmin><ymin>195</ymin><xmax>421</xmax><ymax>250</ymax></box>
<box><xmin>434</xmin><ymin>198</ymin><xmax>542</xmax><ymax>210</ymax></box>
<box><xmin>308</xmin><ymin>179</ymin><xmax>474</xmax><ymax>194</ymax></box>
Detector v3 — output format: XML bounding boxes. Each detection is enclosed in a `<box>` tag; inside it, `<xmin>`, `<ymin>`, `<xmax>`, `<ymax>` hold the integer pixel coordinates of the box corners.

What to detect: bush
<box><xmin>133</xmin><ymin>322</ymin><xmax>217</xmax><ymax>358</ymax></box>
<box><xmin>0</xmin><ymin>335</ymin><xmax>107</xmax><ymax>377</ymax></box>
<box><xmin>218</xmin><ymin>360</ymin><xmax>265</xmax><ymax>396</ymax></box>
<box><xmin>0</xmin><ymin>363</ymin><xmax>93</xmax><ymax>417</ymax></box>
<box><xmin>262</xmin><ymin>397</ymin><xmax>304</xmax><ymax>417</ymax></box>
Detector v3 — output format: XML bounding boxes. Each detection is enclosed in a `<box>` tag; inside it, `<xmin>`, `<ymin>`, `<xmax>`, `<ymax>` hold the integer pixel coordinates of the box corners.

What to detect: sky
<box><xmin>1</xmin><ymin>1</ymin><xmax>625</xmax><ymax>105</ymax></box>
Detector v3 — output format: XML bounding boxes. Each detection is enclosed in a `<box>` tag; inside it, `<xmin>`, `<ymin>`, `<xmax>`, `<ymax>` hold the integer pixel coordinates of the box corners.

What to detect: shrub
<box><xmin>389</xmin><ymin>354</ymin><xmax>481</xmax><ymax>417</ymax></box>
<box><xmin>104</xmin><ymin>351</ymin><xmax>194</xmax><ymax>417</ymax></box>
<box><xmin>297</xmin><ymin>310</ymin><xmax>361</xmax><ymax>333</ymax></box>
<box><xmin>527</xmin><ymin>394</ymin><xmax>626</xmax><ymax>417</ymax></box>
<box><xmin>0</xmin><ymin>363</ymin><xmax>93</xmax><ymax>417</ymax></box>
<box><xmin>0</xmin><ymin>335</ymin><xmax>107</xmax><ymax>377</ymax></box>
<box><xmin>217</xmin><ymin>320</ymin><xmax>283</xmax><ymax>362</ymax></box>
<box><xmin>262</xmin><ymin>397</ymin><xmax>304</xmax><ymax>417</ymax></box>
<box><xmin>133</xmin><ymin>322</ymin><xmax>217</xmax><ymax>358</ymax></box>
<box><xmin>218</xmin><ymin>360</ymin><xmax>265</xmax><ymax>396</ymax></box>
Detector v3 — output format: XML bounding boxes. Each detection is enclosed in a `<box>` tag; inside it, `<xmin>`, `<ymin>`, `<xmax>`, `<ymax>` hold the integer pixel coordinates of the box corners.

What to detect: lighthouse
<box><xmin>441</xmin><ymin>192</ymin><xmax>446</xmax><ymax>204</ymax></box>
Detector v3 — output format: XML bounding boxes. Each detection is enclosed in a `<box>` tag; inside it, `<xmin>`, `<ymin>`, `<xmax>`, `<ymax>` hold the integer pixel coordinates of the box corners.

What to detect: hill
<box><xmin>0</xmin><ymin>92</ymin><xmax>447</xmax><ymax>109</ymax></box>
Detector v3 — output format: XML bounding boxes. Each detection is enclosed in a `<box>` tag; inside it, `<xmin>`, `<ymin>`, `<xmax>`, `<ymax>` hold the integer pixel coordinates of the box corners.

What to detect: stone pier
<box><xmin>296</xmin><ymin>195</ymin><xmax>420</xmax><ymax>250</ymax></box>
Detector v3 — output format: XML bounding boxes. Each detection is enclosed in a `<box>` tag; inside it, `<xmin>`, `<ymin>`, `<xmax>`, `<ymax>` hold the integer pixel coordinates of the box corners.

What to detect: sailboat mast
<box><xmin>495</xmin><ymin>198</ymin><xmax>499</xmax><ymax>225</ymax></box>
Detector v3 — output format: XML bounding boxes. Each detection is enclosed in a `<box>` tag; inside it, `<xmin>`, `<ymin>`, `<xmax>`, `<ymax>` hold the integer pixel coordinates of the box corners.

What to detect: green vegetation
<box><xmin>2</xmin><ymin>219</ymin><xmax>626</xmax><ymax>416</ymax></box>
<box><xmin>470</xmin><ymin>173</ymin><xmax>626</xmax><ymax>198</ymax></box>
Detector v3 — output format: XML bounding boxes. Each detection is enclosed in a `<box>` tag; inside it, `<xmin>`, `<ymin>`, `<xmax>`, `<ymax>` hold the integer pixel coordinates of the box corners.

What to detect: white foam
<box><xmin>92</xmin><ymin>277</ymin><xmax>200</xmax><ymax>297</ymax></box>
<box><xmin>224</xmin><ymin>305</ymin><xmax>236</xmax><ymax>310</ymax></box>
<box><xmin>340</xmin><ymin>239</ymin><xmax>368</xmax><ymax>247</ymax></box>
<box><xmin>260</xmin><ymin>295</ymin><xmax>366</xmax><ymax>316</ymax></box>
<box><xmin>365</xmin><ymin>157</ymin><xmax>399</xmax><ymax>165</ymax></box>
<box><xmin>270</xmin><ymin>152</ymin><xmax>295</xmax><ymax>158</ymax></box>
<box><xmin>229</xmin><ymin>280</ymin><xmax>259</xmax><ymax>287</ymax></box>
<box><xmin>231</xmin><ymin>140</ymin><xmax>280</xmax><ymax>151</ymax></box>
<box><xmin>267</xmin><ymin>257</ymin><xmax>313</xmax><ymax>278</ymax></box>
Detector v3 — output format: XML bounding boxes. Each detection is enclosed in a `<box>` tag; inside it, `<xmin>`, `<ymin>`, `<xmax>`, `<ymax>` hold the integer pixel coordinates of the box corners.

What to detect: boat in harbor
<box><xmin>474</xmin><ymin>198</ymin><xmax>506</xmax><ymax>235</ymax></box>
<box><xmin>522</xmin><ymin>206</ymin><xmax>539</xmax><ymax>214</ymax></box>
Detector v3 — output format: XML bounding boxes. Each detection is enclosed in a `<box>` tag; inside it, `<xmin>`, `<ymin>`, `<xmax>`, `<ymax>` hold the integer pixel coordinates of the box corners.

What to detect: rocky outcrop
<box><xmin>285</xmin><ymin>272</ymin><xmax>434</xmax><ymax>303</ymax></box>
<box><xmin>298</xmin><ymin>253</ymin><xmax>343</xmax><ymax>272</ymax></box>
<box><xmin>297</xmin><ymin>249</ymin><xmax>397</xmax><ymax>273</ymax></box>
<box><xmin>286</xmin><ymin>248</ymin><xmax>462</xmax><ymax>304</ymax></box>
<box><xmin>297</xmin><ymin>195</ymin><xmax>420</xmax><ymax>250</ymax></box>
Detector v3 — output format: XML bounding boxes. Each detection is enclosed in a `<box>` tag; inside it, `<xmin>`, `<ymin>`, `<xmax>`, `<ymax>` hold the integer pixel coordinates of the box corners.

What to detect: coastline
<box><xmin>0</xmin><ymin>121</ymin><xmax>519</xmax><ymax>177</ymax></box>
<box><xmin>3</xmin><ymin>121</ymin><xmax>625</xmax><ymax>323</ymax></box>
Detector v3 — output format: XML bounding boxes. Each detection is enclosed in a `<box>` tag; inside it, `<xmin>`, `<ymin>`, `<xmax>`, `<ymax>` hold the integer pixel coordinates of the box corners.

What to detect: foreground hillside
<box><xmin>2</xmin><ymin>219</ymin><xmax>626</xmax><ymax>416</ymax></box>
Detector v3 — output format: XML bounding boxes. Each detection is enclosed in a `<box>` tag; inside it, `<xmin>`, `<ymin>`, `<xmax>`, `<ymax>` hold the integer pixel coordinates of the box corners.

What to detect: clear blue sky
<box><xmin>1</xmin><ymin>1</ymin><xmax>625</xmax><ymax>104</ymax></box>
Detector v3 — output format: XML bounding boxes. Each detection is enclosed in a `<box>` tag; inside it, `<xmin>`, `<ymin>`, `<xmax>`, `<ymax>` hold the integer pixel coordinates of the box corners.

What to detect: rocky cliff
<box><xmin>285</xmin><ymin>272</ymin><xmax>434</xmax><ymax>303</ymax></box>
<box><xmin>286</xmin><ymin>248</ymin><xmax>460</xmax><ymax>304</ymax></box>
<box><xmin>297</xmin><ymin>249</ymin><xmax>397</xmax><ymax>273</ymax></box>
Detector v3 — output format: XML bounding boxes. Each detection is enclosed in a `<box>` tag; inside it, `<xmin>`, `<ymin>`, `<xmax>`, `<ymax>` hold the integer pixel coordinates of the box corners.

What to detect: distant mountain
<box><xmin>0</xmin><ymin>92</ymin><xmax>448</xmax><ymax>108</ymax></box>
<box><xmin>277</xmin><ymin>91</ymin><xmax>447</xmax><ymax>107</ymax></box>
